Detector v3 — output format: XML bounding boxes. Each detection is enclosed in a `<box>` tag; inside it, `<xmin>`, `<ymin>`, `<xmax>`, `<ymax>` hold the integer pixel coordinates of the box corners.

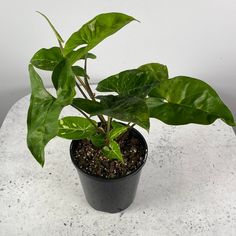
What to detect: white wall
<box><xmin>1</xmin><ymin>0</ymin><xmax>236</xmax><ymax>126</ymax></box>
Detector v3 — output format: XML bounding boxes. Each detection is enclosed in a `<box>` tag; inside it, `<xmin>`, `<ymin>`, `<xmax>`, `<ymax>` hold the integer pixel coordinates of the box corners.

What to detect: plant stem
<box><xmin>58</xmin><ymin>40</ymin><xmax>64</xmax><ymax>56</ymax></box>
<box><xmin>107</xmin><ymin>117</ymin><xmax>112</xmax><ymax>134</ymax></box>
<box><xmin>71</xmin><ymin>104</ymin><xmax>105</xmax><ymax>134</ymax></box>
<box><xmin>130</xmin><ymin>123</ymin><xmax>136</xmax><ymax>128</ymax></box>
<box><xmin>75</xmin><ymin>81</ymin><xmax>88</xmax><ymax>99</ymax></box>
<box><xmin>83</xmin><ymin>56</ymin><xmax>96</xmax><ymax>101</ymax></box>
<box><xmin>82</xmin><ymin>54</ymin><xmax>106</xmax><ymax>124</ymax></box>
<box><xmin>76</xmin><ymin>75</ymin><xmax>87</xmax><ymax>89</ymax></box>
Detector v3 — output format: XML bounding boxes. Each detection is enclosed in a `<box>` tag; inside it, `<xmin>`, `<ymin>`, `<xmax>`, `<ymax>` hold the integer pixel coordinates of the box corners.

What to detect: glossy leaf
<box><xmin>70</xmin><ymin>52</ymin><xmax>97</xmax><ymax>63</ymax></box>
<box><xmin>67</xmin><ymin>47</ymin><xmax>88</xmax><ymax>65</ymax></box>
<box><xmin>96</xmin><ymin>69</ymin><xmax>159</xmax><ymax>98</ymax></box>
<box><xmin>138</xmin><ymin>63</ymin><xmax>169</xmax><ymax>81</ymax></box>
<box><xmin>109</xmin><ymin>126</ymin><xmax>128</xmax><ymax>140</ymax></box>
<box><xmin>112</xmin><ymin>121</ymin><xmax>127</xmax><ymax>129</ymax></box>
<box><xmin>148</xmin><ymin>76</ymin><xmax>235</xmax><ymax>125</ymax></box>
<box><xmin>81</xmin><ymin>52</ymin><xmax>97</xmax><ymax>60</ymax></box>
<box><xmin>102</xmin><ymin>140</ymin><xmax>123</xmax><ymax>162</ymax></box>
<box><xmin>91</xmin><ymin>133</ymin><xmax>106</xmax><ymax>147</ymax></box>
<box><xmin>98</xmin><ymin>96</ymin><xmax>150</xmax><ymax>130</ymax></box>
<box><xmin>72</xmin><ymin>98</ymin><xmax>104</xmax><ymax>114</ymax></box>
<box><xmin>30</xmin><ymin>47</ymin><xmax>63</xmax><ymax>71</ymax></box>
<box><xmin>65</xmin><ymin>12</ymin><xmax>136</xmax><ymax>63</ymax></box>
<box><xmin>37</xmin><ymin>11</ymin><xmax>64</xmax><ymax>43</ymax></box>
<box><xmin>52</xmin><ymin>59</ymin><xmax>76</xmax><ymax>106</ymax></box>
<box><xmin>58</xmin><ymin>116</ymin><xmax>97</xmax><ymax>139</ymax></box>
<box><xmin>72</xmin><ymin>65</ymin><xmax>85</xmax><ymax>77</ymax></box>
<box><xmin>27</xmin><ymin>65</ymin><xmax>63</xmax><ymax>166</ymax></box>
<box><xmin>72</xmin><ymin>96</ymin><xmax>150</xmax><ymax>130</ymax></box>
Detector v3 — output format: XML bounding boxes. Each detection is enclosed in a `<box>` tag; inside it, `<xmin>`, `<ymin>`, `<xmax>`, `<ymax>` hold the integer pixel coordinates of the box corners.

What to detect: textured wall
<box><xmin>1</xmin><ymin>0</ymin><xmax>236</xmax><ymax>128</ymax></box>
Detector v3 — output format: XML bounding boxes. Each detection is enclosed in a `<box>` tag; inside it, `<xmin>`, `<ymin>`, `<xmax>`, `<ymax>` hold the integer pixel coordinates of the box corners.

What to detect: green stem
<box><xmin>130</xmin><ymin>123</ymin><xmax>136</xmax><ymax>128</ymax></box>
<box><xmin>107</xmin><ymin>117</ymin><xmax>112</xmax><ymax>134</ymax></box>
<box><xmin>58</xmin><ymin>40</ymin><xmax>64</xmax><ymax>56</ymax></box>
<box><xmin>83</xmin><ymin>54</ymin><xmax>106</xmax><ymax>124</ymax></box>
<box><xmin>83</xmin><ymin>55</ymin><xmax>96</xmax><ymax>101</ymax></box>
<box><xmin>75</xmin><ymin>81</ymin><xmax>88</xmax><ymax>99</ymax></box>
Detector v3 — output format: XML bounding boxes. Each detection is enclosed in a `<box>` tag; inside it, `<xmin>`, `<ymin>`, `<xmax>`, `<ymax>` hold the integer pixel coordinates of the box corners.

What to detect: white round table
<box><xmin>1</xmin><ymin>86</ymin><xmax>236</xmax><ymax>236</ymax></box>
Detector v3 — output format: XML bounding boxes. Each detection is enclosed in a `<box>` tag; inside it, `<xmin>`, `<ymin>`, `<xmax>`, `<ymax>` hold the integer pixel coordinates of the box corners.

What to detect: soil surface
<box><xmin>71</xmin><ymin>129</ymin><xmax>147</xmax><ymax>179</ymax></box>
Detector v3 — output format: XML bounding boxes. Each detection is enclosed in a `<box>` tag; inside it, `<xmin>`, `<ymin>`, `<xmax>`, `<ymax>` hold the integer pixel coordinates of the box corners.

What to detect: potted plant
<box><xmin>27</xmin><ymin>12</ymin><xmax>235</xmax><ymax>213</ymax></box>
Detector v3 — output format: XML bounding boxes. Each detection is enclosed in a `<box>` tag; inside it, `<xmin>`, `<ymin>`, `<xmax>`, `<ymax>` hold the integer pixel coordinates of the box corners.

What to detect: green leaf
<box><xmin>58</xmin><ymin>116</ymin><xmax>97</xmax><ymax>139</ymax></box>
<box><xmin>30</xmin><ymin>47</ymin><xmax>63</xmax><ymax>71</ymax></box>
<box><xmin>147</xmin><ymin>76</ymin><xmax>236</xmax><ymax>125</ymax></box>
<box><xmin>81</xmin><ymin>52</ymin><xmax>97</xmax><ymax>60</ymax></box>
<box><xmin>52</xmin><ymin>59</ymin><xmax>76</xmax><ymax>106</ymax></box>
<box><xmin>72</xmin><ymin>96</ymin><xmax>150</xmax><ymax>130</ymax></box>
<box><xmin>72</xmin><ymin>98</ymin><xmax>104</xmax><ymax>114</ymax></box>
<box><xmin>71</xmin><ymin>53</ymin><xmax>97</xmax><ymax>77</ymax></box>
<box><xmin>91</xmin><ymin>133</ymin><xmax>106</xmax><ymax>147</ymax></box>
<box><xmin>97</xmin><ymin>96</ymin><xmax>150</xmax><ymax>130</ymax></box>
<box><xmin>65</xmin><ymin>12</ymin><xmax>136</xmax><ymax>63</ymax></box>
<box><xmin>27</xmin><ymin>65</ymin><xmax>63</xmax><ymax>166</ymax></box>
<box><xmin>109</xmin><ymin>126</ymin><xmax>128</xmax><ymax>140</ymax></box>
<box><xmin>102</xmin><ymin>140</ymin><xmax>123</xmax><ymax>162</ymax></box>
<box><xmin>96</xmin><ymin>69</ymin><xmax>159</xmax><ymax>98</ymax></box>
<box><xmin>111</xmin><ymin>121</ymin><xmax>126</xmax><ymax>129</ymax></box>
<box><xmin>72</xmin><ymin>65</ymin><xmax>85</xmax><ymax>77</ymax></box>
<box><xmin>138</xmin><ymin>63</ymin><xmax>169</xmax><ymax>81</ymax></box>
<box><xmin>37</xmin><ymin>11</ymin><xmax>64</xmax><ymax>43</ymax></box>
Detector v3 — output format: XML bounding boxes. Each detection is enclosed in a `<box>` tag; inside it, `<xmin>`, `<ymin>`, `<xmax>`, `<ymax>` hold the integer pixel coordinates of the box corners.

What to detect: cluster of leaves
<box><xmin>27</xmin><ymin>12</ymin><xmax>235</xmax><ymax>167</ymax></box>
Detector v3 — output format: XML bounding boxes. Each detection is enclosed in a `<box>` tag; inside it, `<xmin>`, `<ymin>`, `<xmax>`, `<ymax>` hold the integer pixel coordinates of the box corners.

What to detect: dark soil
<box><xmin>71</xmin><ymin>129</ymin><xmax>147</xmax><ymax>179</ymax></box>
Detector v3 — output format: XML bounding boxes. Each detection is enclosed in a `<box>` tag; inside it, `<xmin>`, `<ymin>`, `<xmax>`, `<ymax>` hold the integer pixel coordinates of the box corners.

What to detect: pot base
<box><xmin>70</xmin><ymin>128</ymin><xmax>148</xmax><ymax>213</ymax></box>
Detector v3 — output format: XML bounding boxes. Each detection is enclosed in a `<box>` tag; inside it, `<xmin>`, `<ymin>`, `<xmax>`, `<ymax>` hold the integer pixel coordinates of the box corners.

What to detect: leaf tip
<box><xmin>40</xmin><ymin>160</ymin><xmax>45</xmax><ymax>168</ymax></box>
<box><xmin>36</xmin><ymin>11</ymin><xmax>44</xmax><ymax>17</ymax></box>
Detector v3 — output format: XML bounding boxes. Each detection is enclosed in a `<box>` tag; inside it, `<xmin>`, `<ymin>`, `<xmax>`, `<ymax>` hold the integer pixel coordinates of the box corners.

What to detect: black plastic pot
<box><xmin>70</xmin><ymin>128</ymin><xmax>148</xmax><ymax>213</ymax></box>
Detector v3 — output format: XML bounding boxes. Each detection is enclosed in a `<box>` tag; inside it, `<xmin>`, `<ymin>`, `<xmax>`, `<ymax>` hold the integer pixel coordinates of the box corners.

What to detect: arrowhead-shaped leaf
<box><xmin>147</xmin><ymin>76</ymin><xmax>235</xmax><ymax>125</ymax></box>
<box><xmin>109</xmin><ymin>126</ymin><xmax>128</xmax><ymax>140</ymax></box>
<box><xmin>58</xmin><ymin>116</ymin><xmax>97</xmax><ymax>139</ymax></box>
<box><xmin>30</xmin><ymin>47</ymin><xmax>63</xmax><ymax>71</ymax></box>
<box><xmin>27</xmin><ymin>65</ymin><xmax>63</xmax><ymax>166</ymax></box>
<box><xmin>65</xmin><ymin>12</ymin><xmax>136</xmax><ymax>63</ymax></box>
<box><xmin>96</xmin><ymin>69</ymin><xmax>159</xmax><ymax>98</ymax></box>
<box><xmin>102</xmin><ymin>140</ymin><xmax>123</xmax><ymax>162</ymax></box>
<box><xmin>72</xmin><ymin>96</ymin><xmax>150</xmax><ymax>130</ymax></box>
<box><xmin>52</xmin><ymin>59</ymin><xmax>76</xmax><ymax>106</ymax></box>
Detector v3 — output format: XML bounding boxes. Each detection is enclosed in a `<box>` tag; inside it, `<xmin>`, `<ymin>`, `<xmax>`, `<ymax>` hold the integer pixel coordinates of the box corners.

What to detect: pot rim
<box><xmin>70</xmin><ymin>127</ymin><xmax>148</xmax><ymax>182</ymax></box>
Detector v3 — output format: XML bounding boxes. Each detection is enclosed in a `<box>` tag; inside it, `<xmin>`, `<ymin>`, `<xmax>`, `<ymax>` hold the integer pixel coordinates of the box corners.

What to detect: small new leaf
<box><xmin>102</xmin><ymin>140</ymin><xmax>123</xmax><ymax>162</ymax></box>
<box><xmin>72</xmin><ymin>66</ymin><xmax>85</xmax><ymax>77</ymax></box>
<box><xmin>91</xmin><ymin>133</ymin><xmax>106</xmax><ymax>148</ymax></box>
<box><xmin>37</xmin><ymin>11</ymin><xmax>64</xmax><ymax>43</ymax></box>
<box><xmin>109</xmin><ymin>126</ymin><xmax>128</xmax><ymax>140</ymax></box>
